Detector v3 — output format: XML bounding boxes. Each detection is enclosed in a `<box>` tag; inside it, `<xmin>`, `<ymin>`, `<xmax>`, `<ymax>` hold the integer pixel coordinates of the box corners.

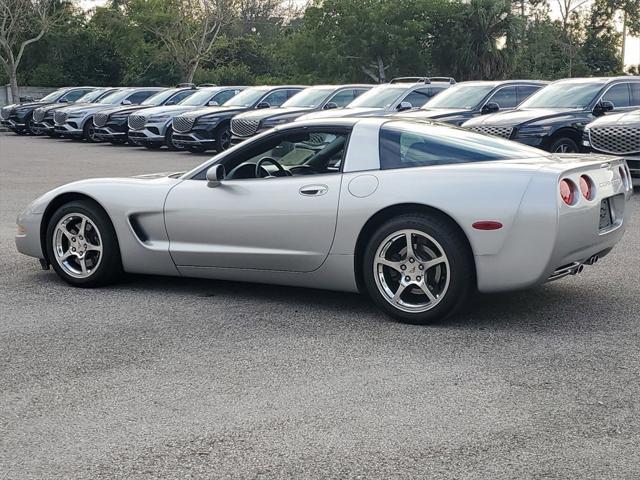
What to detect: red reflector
<box><xmin>579</xmin><ymin>175</ymin><xmax>592</xmax><ymax>200</ymax></box>
<box><xmin>472</xmin><ymin>221</ymin><xmax>503</xmax><ymax>230</ymax></box>
<box><xmin>560</xmin><ymin>179</ymin><xmax>574</xmax><ymax>205</ymax></box>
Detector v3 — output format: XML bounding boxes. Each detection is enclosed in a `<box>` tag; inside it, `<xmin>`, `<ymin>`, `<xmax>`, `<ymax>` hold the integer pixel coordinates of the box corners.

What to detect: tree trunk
<box><xmin>376</xmin><ymin>56</ymin><xmax>386</xmax><ymax>83</ymax></box>
<box><xmin>182</xmin><ymin>59</ymin><xmax>200</xmax><ymax>84</ymax></box>
<box><xmin>9</xmin><ymin>66</ymin><xmax>20</xmax><ymax>103</ymax></box>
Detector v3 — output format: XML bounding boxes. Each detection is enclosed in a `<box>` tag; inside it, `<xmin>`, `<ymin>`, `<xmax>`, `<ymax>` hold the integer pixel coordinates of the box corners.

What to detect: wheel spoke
<box><xmin>79</xmin><ymin>257</ymin><xmax>88</xmax><ymax>275</ymax></box>
<box><xmin>404</xmin><ymin>232</ymin><xmax>415</xmax><ymax>260</ymax></box>
<box><xmin>86</xmin><ymin>242</ymin><xmax>102</xmax><ymax>253</ymax></box>
<box><xmin>78</xmin><ymin>218</ymin><xmax>87</xmax><ymax>237</ymax></box>
<box><xmin>392</xmin><ymin>282</ymin><xmax>407</xmax><ymax>304</ymax></box>
<box><xmin>377</xmin><ymin>258</ymin><xmax>403</xmax><ymax>272</ymax></box>
<box><xmin>417</xmin><ymin>280</ymin><xmax>437</xmax><ymax>303</ymax></box>
<box><xmin>423</xmin><ymin>255</ymin><xmax>446</xmax><ymax>271</ymax></box>
<box><xmin>59</xmin><ymin>250</ymin><xmax>74</xmax><ymax>261</ymax></box>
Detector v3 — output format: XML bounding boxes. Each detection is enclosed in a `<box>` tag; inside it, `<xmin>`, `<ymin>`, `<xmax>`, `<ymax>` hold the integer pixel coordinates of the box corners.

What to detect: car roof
<box><xmin>553</xmin><ymin>76</ymin><xmax>640</xmax><ymax>84</ymax></box>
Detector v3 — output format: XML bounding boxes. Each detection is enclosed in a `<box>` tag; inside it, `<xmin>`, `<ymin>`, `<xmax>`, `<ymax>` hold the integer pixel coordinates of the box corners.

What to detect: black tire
<box><xmin>45</xmin><ymin>200</ymin><xmax>122</xmax><ymax>287</ymax></box>
<box><xmin>23</xmin><ymin>113</ymin><xmax>34</xmax><ymax>135</ymax></box>
<box><xmin>83</xmin><ymin>118</ymin><xmax>101</xmax><ymax>143</ymax></box>
<box><xmin>164</xmin><ymin>127</ymin><xmax>184</xmax><ymax>151</ymax></box>
<box><xmin>214</xmin><ymin>124</ymin><xmax>232</xmax><ymax>152</ymax></box>
<box><xmin>362</xmin><ymin>213</ymin><xmax>474</xmax><ymax>325</ymax></box>
<box><xmin>549</xmin><ymin>136</ymin><xmax>579</xmax><ymax>153</ymax></box>
<box><xmin>186</xmin><ymin>145</ymin><xmax>208</xmax><ymax>153</ymax></box>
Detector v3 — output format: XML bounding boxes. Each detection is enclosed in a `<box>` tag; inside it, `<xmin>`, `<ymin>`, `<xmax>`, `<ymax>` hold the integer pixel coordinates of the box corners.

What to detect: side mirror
<box><xmin>207</xmin><ymin>100</ymin><xmax>219</xmax><ymax>106</ymax></box>
<box><xmin>256</xmin><ymin>102</ymin><xmax>270</xmax><ymax>109</ymax></box>
<box><xmin>397</xmin><ymin>101</ymin><xmax>413</xmax><ymax>111</ymax></box>
<box><xmin>206</xmin><ymin>164</ymin><xmax>226</xmax><ymax>187</ymax></box>
<box><xmin>482</xmin><ymin>102</ymin><xmax>500</xmax><ymax>114</ymax></box>
<box><xmin>323</xmin><ymin>102</ymin><xmax>338</xmax><ymax>110</ymax></box>
<box><xmin>121</xmin><ymin>99</ymin><xmax>132</xmax><ymax>105</ymax></box>
<box><xmin>594</xmin><ymin>100</ymin><xmax>614</xmax><ymax>115</ymax></box>
<box><xmin>59</xmin><ymin>98</ymin><xmax>69</xmax><ymax>103</ymax></box>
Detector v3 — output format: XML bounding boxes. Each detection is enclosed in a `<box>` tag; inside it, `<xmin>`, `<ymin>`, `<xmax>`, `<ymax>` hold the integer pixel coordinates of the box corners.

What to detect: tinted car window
<box><xmin>62</xmin><ymin>89</ymin><xmax>93</xmax><ymax>102</ymax></box>
<box><xmin>487</xmin><ymin>86</ymin><xmax>518</xmax><ymax>109</ymax></box>
<box><xmin>631</xmin><ymin>83</ymin><xmax>640</xmax><ymax>106</ymax></box>
<box><xmin>165</xmin><ymin>90</ymin><xmax>195</xmax><ymax>105</ymax></box>
<box><xmin>379</xmin><ymin>122</ymin><xmax>547</xmax><ymax>170</ymax></box>
<box><xmin>602</xmin><ymin>83</ymin><xmax>631</xmax><ymax>108</ymax></box>
<box><xmin>127</xmin><ymin>90</ymin><xmax>158</xmax><ymax>104</ymax></box>
<box><xmin>213</xmin><ymin>89</ymin><xmax>238</xmax><ymax>105</ymax></box>
<box><xmin>517</xmin><ymin>85</ymin><xmax>542</xmax><ymax>104</ymax></box>
<box><xmin>261</xmin><ymin>90</ymin><xmax>289</xmax><ymax>107</ymax></box>
<box><xmin>402</xmin><ymin>88</ymin><xmax>433</xmax><ymax>108</ymax></box>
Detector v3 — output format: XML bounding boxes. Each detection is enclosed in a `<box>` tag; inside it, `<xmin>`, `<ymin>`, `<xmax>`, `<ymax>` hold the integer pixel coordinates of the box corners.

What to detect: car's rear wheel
<box><xmin>83</xmin><ymin>118</ymin><xmax>101</xmax><ymax>143</ymax></box>
<box><xmin>215</xmin><ymin>125</ymin><xmax>232</xmax><ymax>152</ymax></box>
<box><xmin>362</xmin><ymin>214</ymin><xmax>474</xmax><ymax>324</ymax></box>
<box><xmin>45</xmin><ymin>200</ymin><xmax>122</xmax><ymax>287</ymax></box>
<box><xmin>165</xmin><ymin>127</ymin><xmax>184</xmax><ymax>151</ymax></box>
<box><xmin>550</xmin><ymin>136</ymin><xmax>578</xmax><ymax>153</ymax></box>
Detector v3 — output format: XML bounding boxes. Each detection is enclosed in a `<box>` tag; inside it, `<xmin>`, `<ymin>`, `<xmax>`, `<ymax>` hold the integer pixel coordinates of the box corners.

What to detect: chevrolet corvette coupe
<box><xmin>15</xmin><ymin>118</ymin><xmax>633</xmax><ymax>324</ymax></box>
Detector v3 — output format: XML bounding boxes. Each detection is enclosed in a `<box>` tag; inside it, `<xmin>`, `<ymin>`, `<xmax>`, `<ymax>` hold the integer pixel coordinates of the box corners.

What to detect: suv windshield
<box><xmin>98</xmin><ymin>89</ymin><xmax>134</xmax><ymax>104</ymax></box>
<box><xmin>281</xmin><ymin>88</ymin><xmax>333</xmax><ymax>108</ymax></box>
<box><xmin>423</xmin><ymin>84</ymin><xmax>496</xmax><ymax>109</ymax></box>
<box><xmin>519</xmin><ymin>82</ymin><xmax>603</xmax><ymax>109</ymax></box>
<box><xmin>141</xmin><ymin>89</ymin><xmax>176</xmax><ymax>106</ymax></box>
<box><xmin>179</xmin><ymin>89</ymin><xmax>219</xmax><ymax>106</ymax></box>
<box><xmin>40</xmin><ymin>89</ymin><xmax>67</xmax><ymax>102</ymax></box>
<box><xmin>76</xmin><ymin>89</ymin><xmax>108</xmax><ymax>103</ymax></box>
<box><xmin>348</xmin><ymin>86</ymin><xmax>408</xmax><ymax>109</ymax></box>
<box><xmin>223</xmin><ymin>88</ymin><xmax>269</xmax><ymax>107</ymax></box>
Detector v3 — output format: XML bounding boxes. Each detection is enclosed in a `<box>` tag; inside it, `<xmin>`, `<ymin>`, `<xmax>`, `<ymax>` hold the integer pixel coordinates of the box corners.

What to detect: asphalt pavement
<box><xmin>1</xmin><ymin>133</ymin><xmax>639</xmax><ymax>479</ymax></box>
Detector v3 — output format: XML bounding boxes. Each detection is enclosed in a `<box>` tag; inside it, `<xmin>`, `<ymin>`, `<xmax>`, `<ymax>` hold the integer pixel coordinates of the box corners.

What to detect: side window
<box><xmin>261</xmin><ymin>90</ymin><xmax>289</xmax><ymax>107</ymax></box>
<box><xmin>165</xmin><ymin>90</ymin><xmax>194</xmax><ymax>105</ymax></box>
<box><xmin>62</xmin><ymin>89</ymin><xmax>93</xmax><ymax>102</ymax></box>
<box><xmin>127</xmin><ymin>90</ymin><xmax>158</xmax><ymax>104</ymax></box>
<box><xmin>286</xmin><ymin>89</ymin><xmax>302</xmax><ymax>99</ymax></box>
<box><xmin>488</xmin><ymin>86</ymin><xmax>518</xmax><ymax>109</ymax></box>
<box><xmin>401</xmin><ymin>88</ymin><xmax>432</xmax><ymax>108</ymax></box>
<box><xmin>379</xmin><ymin>125</ymin><xmax>516</xmax><ymax>170</ymax></box>
<box><xmin>517</xmin><ymin>85</ymin><xmax>542</xmax><ymax>104</ymax></box>
<box><xmin>602</xmin><ymin>83</ymin><xmax>631</xmax><ymax>108</ymax></box>
<box><xmin>212</xmin><ymin>90</ymin><xmax>238</xmax><ymax>105</ymax></box>
<box><xmin>628</xmin><ymin>83</ymin><xmax>640</xmax><ymax>106</ymax></box>
<box><xmin>327</xmin><ymin>89</ymin><xmax>358</xmax><ymax>107</ymax></box>
<box><xmin>221</xmin><ymin>130</ymin><xmax>349</xmax><ymax>180</ymax></box>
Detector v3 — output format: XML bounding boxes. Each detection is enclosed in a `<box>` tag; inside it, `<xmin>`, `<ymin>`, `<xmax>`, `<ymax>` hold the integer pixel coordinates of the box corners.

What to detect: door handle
<box><xmin>299</xmin><ymin>184</ymin><xmax>328</xmax><ymax>196</ymax></box>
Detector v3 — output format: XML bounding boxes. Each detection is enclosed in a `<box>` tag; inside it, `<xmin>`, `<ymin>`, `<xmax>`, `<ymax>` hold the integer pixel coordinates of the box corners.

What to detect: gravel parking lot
<box><xmin>1</xmin><ymin>133</ymin><xmax>639</xmax><ymax>479</ymax></box>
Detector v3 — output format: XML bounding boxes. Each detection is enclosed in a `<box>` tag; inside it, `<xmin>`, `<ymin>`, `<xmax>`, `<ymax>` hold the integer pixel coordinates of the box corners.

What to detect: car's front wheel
<box><xmin>45</xmin><ymin>200</ymin><xmax>122</xmax><ymax>287</ymax></box>
<box><xmin>362</xmin><ymin>214</ymin><xmax>474</xmax><ymax>324</ymax></box>
<box><xmin>215</xmin><ymin>125</ymin><xmax>232</xmax><ymax>152</ymax></box>
<box><xmin>550</xmin><ymin>136</ymin><xmax>579</xmax><ymax>153</ymax></box>
<box><xmin>165</xmin><ymin>127</ymin><xmax>184</xmax><ymax>151</ymax></box>
<box><xmin>83</xmin><ymin>119</ymin><xmax>101</xmax><ymax>143</ymax></box>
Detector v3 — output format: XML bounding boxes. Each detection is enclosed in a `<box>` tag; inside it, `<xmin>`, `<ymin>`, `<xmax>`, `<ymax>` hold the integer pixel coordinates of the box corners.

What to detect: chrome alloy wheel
<box><xmin>373</xmin><ymin>229</ymin><xmax>450</xmax><ymax>313</ymax></box>
<box><xmin>53</xmin><ymin>213</ymin><xmax>103</xmax><ymax>278</ymax></box>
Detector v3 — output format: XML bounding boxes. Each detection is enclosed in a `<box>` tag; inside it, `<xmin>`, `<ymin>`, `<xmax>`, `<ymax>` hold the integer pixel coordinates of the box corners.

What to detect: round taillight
<box><xmin>579</xmin><ymin>175</ymin><xmax>592</xmax><ymax>200</ymax></box>
<box><xmin>560</xmin><ymin>179</ymin><xmax>574</xmax><ymax>205</ymax></box>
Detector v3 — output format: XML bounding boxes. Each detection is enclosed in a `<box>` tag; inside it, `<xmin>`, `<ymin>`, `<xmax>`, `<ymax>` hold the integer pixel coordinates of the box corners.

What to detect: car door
<box><xmin>485</xmin><ymin>86</ymin><xmax>518</xmax><ymax>110</ymax></box>
<box><xmin>164</xmin><ymin>127</ymin><xmax>349</xmax><ymax>272</ymax></box>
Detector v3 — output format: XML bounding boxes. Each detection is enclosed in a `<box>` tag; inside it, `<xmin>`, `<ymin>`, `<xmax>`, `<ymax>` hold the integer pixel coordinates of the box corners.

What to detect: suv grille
<box><xmin>33</xmin><ymin>108</ymin><xmax>45</xmax><ymax>122</ymax></box>
<box><xmin>231</xmin><ymin>118</ymin><xmax>260</xmax><ymax>137</ymax></box>
<box><xmin>1</xmin><ymin>106</ymin><xmax>14</xmax><ymax>120</ymax></box>
<box><xmin>589</xmin><ymin>126</ymin><xmax>640</xmax><ymax>155</ymax></box>
<box><xmin>93</xmin><ymin>113</ymin><xmax>109</xmax><ymax>127</ymax></box>
<box><xmin>172</xmin><ymin>116</ymin><xmax>195</xmax><ymax>133</ymax></box>
<box><xmin>54</xmin><ymin>111</ymin><xmax>68</xmax><ymax>124</ymax></box>
<box><xmin>469</xmin><ymin>126</ymin><xmax>514</xmax><ymax>139</ymax></box>
<box><xmin>128</xmin><ymin>114</ymin><xmax>147</xmax><ymax>130</ymax></box>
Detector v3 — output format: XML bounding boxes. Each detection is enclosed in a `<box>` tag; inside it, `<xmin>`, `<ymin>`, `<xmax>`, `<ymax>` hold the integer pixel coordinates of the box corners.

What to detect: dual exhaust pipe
<box><xmin>548</xmin><ymin>254</ymin><xmax>599</xmax><ymax>281</ymax></box>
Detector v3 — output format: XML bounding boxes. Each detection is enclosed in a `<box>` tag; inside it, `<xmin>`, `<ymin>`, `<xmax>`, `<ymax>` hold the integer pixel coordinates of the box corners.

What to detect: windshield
<box><xmin>423</xmin><ymin>84</ymin><xmax>496</xmax><ymax>109</ymax></box>
<box><xmin>76</xmin><ymin>89</ymin><xmax>108</xmax><ymax>103</ymax></box>
<box><xmin>347</xmin><ymin>86</ymin><xmax>407</xmax><ymax>109</ymax></box>
<box><xmin>141</xmin><ymin>89</ymin><xmax>175</xmax><ymax>105</ymax></box>
<box><xmin>98</xmin><ymin>89</ymin><xmax>134</xmax><ymax>104</ymax></box>
<box><xmin>519</xmin><ymin>82</ymin><xmax>603</xmax><ymax>109</ymax></box>
<box><xmin>281</xmin><ymin>88</ymin><xmax>333</xmax><ymax>108</ymax></box>
<box><xmin>223</xmin><ymin>88</ymin><xmax>269</xmax><ymax>107</ymax></box>
<box><xmin>179</xmin><ymin>89</ymin><xmax>219</xmax><ymax>106</ymax></box>
<box><xmin>40</xmin><ymin>89</ymin><xmax>67</xmax><ymax>102</ymax></box>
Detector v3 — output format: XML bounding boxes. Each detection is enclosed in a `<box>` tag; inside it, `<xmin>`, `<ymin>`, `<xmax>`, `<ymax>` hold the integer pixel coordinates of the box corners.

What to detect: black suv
<box><xmin>0</xmin><ymin>86</ymin><xmax>96</xmax><ymax>135</ymax></box>
<box><xmin>584</xmin><ymin>109</ymin><xmax>640</xmax><ymax>187</ymax></box>
<box><xmin>172</xmin><ymin>85</ymin><xmax>305</xmax><ymax>152</ymax></box>
<box><xmin>230</xmin><ymin>84</ymin><xmax>371</xmax><ymax>143</ymax></box>
<box><xmin>93</xmin><ymin>86</ymin><xmax>197</xmax><ymax>144</ymax></box>
<box><xmin>463</xmin><ymin>77</ymin><xmax>640</xmax><ymax>153</ymax></box>
<box><xmin>393</xmin><ymin>80</ymin><xmax>546</xmax><ymax>125</ymax></box>
<box><xmin>32</xmin><ymin>88</ymin><xmax>119</xmax><ymax>137</ymax></box>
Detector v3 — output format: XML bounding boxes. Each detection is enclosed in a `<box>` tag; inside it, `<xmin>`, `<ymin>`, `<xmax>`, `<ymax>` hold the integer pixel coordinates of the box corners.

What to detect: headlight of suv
<box><xmin>197</xmin><ymin>116</ymin><xmax>220</xmax><ymax>126</ymax></box>
<box><xmin>148</xmin><ymin>115</ymin><xmax>169</xmax><ymax>123</ymax></box>
<box><xmin>67</xmin><ymin>112</ymin><xmax>87</xmax><ymax>119</ymax></box>
<box><xmin>515</xmin><ymin>125</ymin><xmax>553</xmax><ymax>138</ymax></box>
<box><xmin>261</xmin><ymin>117</ymin><xmax>290</xmax><ymax>128</ymax></box>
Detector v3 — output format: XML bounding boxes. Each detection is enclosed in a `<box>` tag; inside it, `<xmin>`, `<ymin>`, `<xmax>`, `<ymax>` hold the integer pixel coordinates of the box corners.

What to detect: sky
<box><xmin>78</xmin><ymin>0</ymin><xmax>639</xmax><ymax>67</ymax></box>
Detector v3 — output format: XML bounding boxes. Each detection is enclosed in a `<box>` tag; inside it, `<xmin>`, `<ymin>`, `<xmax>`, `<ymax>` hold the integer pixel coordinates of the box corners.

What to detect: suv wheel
<box><xmin>45</xmin><ymin>200</ymin><xmax>122</xmax><ymax>287</ymax></box>
<box><xmin>83</xmin><ymin>119</ymin><xmax>101</xmax><ymax>143</ymax></box>
<box><xmin>362</xmin><ymin>214</ymin><xmax>474</xmax><ymax>324</ymax></box>
<box><xmin>215</xmin><ymin>125</ymin><xmax>232</xmax><ymax>152</ymax></box>
<box><xmin>550</xmin><ymin>136</ymin><xmax>578</xmax><ymax>153</ymax></box>
<box><xmin>165</xmin><ymin>127</ymin><xmax>185</xmax><ymax>151</ymax></box>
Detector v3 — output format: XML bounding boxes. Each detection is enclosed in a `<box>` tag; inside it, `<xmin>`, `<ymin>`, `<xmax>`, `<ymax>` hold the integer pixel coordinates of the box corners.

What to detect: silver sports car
<box><xmin>16</xmin><ymin>118</ymin><xmax>633</xmax><ymax>324</ymax></box>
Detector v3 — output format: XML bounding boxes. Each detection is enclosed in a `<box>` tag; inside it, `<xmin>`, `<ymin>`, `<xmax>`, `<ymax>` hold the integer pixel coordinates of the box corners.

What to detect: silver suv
<box><xmin>127</xmin><ymin>86</ymin><xmax>245</xmax><ymax>150</ymax></box>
